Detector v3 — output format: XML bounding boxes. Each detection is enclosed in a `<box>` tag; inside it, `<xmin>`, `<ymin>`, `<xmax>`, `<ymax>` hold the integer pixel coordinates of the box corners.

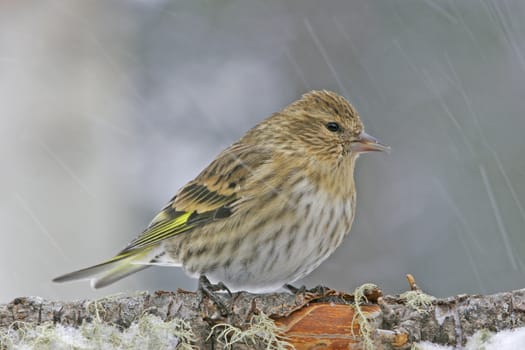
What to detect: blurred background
<box><xmin>2</xmin><ymin>0</ymin><xmax>525</xmax><ymax>302</ymax></box>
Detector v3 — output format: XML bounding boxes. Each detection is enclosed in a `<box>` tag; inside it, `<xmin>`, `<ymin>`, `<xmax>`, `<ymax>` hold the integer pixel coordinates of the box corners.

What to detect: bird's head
<box><xmin>258</xmin><ymin>90</ymin><xmax>389</xmax><ymax>163</ymax></box>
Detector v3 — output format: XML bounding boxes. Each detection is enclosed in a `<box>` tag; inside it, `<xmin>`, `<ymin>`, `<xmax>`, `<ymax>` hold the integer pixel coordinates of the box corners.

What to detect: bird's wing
<box><xmin>116</xmin><ymin>142</ymin><xmax>270</xmax><ymax>255</ymax></box>
<box><xmin>52</xmin><ymin>142</ymin><xmax>270</xmax><ymax>287</ymax></box>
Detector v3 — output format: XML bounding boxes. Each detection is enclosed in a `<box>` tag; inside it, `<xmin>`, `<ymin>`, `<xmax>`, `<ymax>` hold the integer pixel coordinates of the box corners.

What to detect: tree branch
<box><xmin>1</xmin><ymin>281</ymin><xmax>525</xmax><ymax>349</ymax></box>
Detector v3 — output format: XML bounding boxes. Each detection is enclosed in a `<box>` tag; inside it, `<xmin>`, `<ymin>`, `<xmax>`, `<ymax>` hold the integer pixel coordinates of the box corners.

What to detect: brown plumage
<box><xmin>53</xmin><ymin>90</ymin><xmax>389</xmax><ymax>291</ymax></box>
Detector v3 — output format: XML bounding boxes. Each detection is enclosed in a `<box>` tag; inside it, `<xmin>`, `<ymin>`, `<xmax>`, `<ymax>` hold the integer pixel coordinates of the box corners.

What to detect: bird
<box><xmin>53</xmin><ymin>90</ymin><xmax>389</xmax><ymax>293</ymax></box>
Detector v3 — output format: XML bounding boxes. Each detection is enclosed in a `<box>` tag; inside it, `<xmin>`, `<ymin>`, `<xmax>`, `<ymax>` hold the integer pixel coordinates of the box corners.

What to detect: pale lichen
<box><xmin>0</xmin><ymin>314</ymin><xmax>195</xmax><ymax>350</ymax></box>
<box><xmin>400</xmin><ymin>290</ymin><xmax>436</xmax><ymax>314</ymax></box>
<box><xmin>209</xmin><ymin>312</ymin><xmax>292</xmax><ymax>350</ymax></box>
<box><xmin>351</xmin><ymin>283</ymin><xmax>378</xmax><ymax>350</ymax></box>
<box><xmin>464</xmin><ymin>329</ymin><xmax>492</xmax><ymax>350</ymax></box>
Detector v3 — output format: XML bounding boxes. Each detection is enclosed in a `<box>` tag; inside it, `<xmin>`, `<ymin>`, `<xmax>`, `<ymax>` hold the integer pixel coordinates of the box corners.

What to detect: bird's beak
<box><xmin>350</xmin><ymin>131</ymin><xmax>390</xmax><ymax>153</ymax></box>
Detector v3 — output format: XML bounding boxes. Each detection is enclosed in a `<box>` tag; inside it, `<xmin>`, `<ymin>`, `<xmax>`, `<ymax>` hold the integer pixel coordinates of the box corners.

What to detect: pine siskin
<box><xmin>53</xmin><ymin>90</ymin><xmax>389</xmax><ymax>292</ymax></box>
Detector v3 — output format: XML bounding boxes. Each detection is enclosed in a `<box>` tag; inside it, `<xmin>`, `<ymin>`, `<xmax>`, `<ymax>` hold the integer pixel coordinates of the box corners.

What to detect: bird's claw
<box><xmin>284</xmin><ymin>283</ymin><xmax>306</xmax><ymax>294</ymax></box>
<box><xmin>285</xmin><ymin>284</ymin><xmax>329</xmax><ymax>296</ymax></box>
<box><xmin>198</xmin><ymin>275</ymin><xmax>231</xmax><ymax>316</ymax></box>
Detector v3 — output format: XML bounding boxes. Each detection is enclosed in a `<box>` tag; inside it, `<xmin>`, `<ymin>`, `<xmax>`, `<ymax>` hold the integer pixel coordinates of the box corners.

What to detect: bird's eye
<box><xmin>325</xmin><ymin>122</ymin><xmax>341</xmax><ymax>132</ymax></box>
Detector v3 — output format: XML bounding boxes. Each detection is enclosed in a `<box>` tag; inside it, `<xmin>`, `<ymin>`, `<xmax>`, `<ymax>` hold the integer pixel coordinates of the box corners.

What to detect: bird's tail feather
<box><xmin>53</xmin><ymin>248</ymin><xmax>153</xmax><ymax>289</ymax></box>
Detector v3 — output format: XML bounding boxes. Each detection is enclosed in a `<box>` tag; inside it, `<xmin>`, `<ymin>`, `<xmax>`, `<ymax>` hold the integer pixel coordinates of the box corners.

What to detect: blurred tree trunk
<box><xmin>1</xmin><ymin>283</ymin><xmax>525</xmax><ymax>349</ymax></box>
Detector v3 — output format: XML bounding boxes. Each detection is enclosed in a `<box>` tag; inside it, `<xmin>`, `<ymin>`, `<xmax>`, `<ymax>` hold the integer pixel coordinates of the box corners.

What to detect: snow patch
<box><xmin>0</xmin><ymin>314</ymin><xmax>195</xmax><ymax>350</ymax></box>
<box><xmin>416</xmin><ymin>326</ymin><xmax>525</xmax><ymax>350</ymax></box>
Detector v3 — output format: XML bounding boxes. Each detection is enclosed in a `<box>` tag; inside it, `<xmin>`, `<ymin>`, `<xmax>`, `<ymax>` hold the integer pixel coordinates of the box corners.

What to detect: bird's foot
<box><xmin>198</xmin><ymin>275</ymin><xmax>232</xmax><ymax>316</ymax></box>
<box><xmin>285</xmin><ymin>284</ymin><xmax>329</xmax><ymax>296</ymax></box>
<box><xmin>284</xmin><ymin>283</ymin><xmax>306</xmax><ymax>294</ymax></box>
<box><xmin>307</xmin><ymin>284</ymin><xmax>330</xmax><ymax>297</ymax></box>
<box><xmin>284</xmin><ymin>283</ymin><xmax>354</xmax><ymax>303</ymax></box>
<box><xmin>285</xmin><ymin>284</ymin><xmax>325</xmax><ymax>302</ymax></box>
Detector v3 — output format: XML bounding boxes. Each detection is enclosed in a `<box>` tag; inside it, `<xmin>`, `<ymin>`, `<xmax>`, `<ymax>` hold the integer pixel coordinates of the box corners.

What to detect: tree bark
<box><xmin>1</xmin><ymin>283</ymin><xmax>525</xmax><ymax>349</ymax></box>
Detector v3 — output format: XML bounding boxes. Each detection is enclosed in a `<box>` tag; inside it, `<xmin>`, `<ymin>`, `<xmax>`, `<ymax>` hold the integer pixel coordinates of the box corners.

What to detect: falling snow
<box><xmin>1</xmin><ymin>0</ymin><xmax>525</xmax><ymax>302</ymax></box>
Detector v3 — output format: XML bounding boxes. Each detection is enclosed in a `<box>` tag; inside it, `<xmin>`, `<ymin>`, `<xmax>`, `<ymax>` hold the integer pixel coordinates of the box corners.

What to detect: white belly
<box><xmin>204</xmin><ymin>180</ymin><xmax>355</xmax><ymax>292</ymax></box>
